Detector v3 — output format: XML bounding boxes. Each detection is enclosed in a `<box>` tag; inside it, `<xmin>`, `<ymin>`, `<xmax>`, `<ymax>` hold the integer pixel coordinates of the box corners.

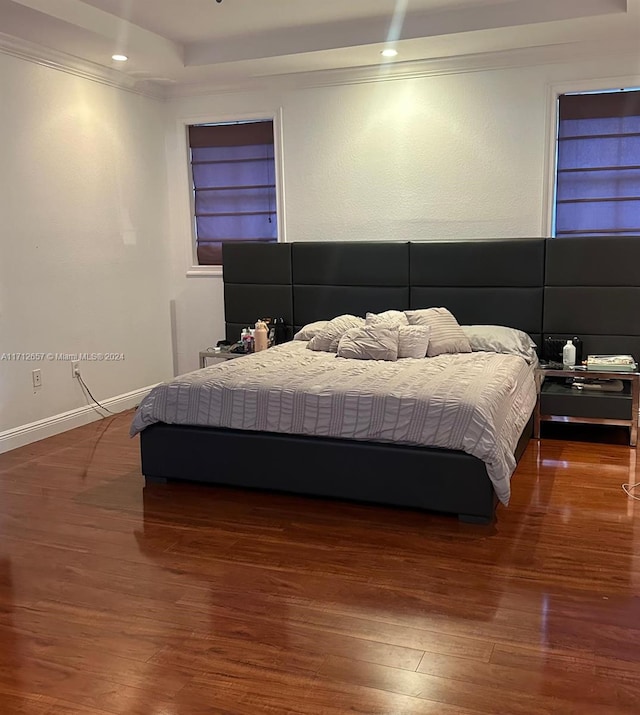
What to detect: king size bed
<box><xmin>132</xmin><ymin>239</ymin><xmax>547</xmax><ymax>523</ymax></box>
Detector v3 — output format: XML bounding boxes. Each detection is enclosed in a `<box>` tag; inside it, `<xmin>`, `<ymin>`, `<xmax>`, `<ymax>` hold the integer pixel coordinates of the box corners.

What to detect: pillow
<box><xmin>293</xmin><ymin>320</ymin><xmax>329</xmax><ymax>341</ymax></box>
<box><xmin>337</xmin><ymin>325</ymin><xmax>399</xmax><ymax>362</ymax></box>
<box><xmin>405</xmin><ymin>308</ymin><xmax>472</xmax><ymax>357</ymax></box>
<box><xmin>365</xmin><ymin>310</ymin><xmax>409</xmax><ymax>328</ymax></box>
<box><xmin>462</xmin><ymin>325</ymin><xmax>538</xmax><ymax>364</ymax></box>
<box><xmin>397</xmin><ymin>325</ymin><xmax>430</xmax><ymax>359</ymax></box>
<box><xmin>307</xmin><ymin>314</ymin><xmax>365</xmax><ymax>352</ymax></box>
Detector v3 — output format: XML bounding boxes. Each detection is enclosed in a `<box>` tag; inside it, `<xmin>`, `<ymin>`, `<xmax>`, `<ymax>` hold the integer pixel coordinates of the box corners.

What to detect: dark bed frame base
<box><xmin>140</xmin><ymin>418</ymin><xmax>533</xmax><ymax>524</ymax></box>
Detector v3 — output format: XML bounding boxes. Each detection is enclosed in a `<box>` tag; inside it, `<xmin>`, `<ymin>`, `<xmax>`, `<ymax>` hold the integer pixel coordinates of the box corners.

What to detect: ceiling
<box><xmin>0</xmin><ymin>0</ymin><xmax>638</xmax><ymax>94</ymax></box>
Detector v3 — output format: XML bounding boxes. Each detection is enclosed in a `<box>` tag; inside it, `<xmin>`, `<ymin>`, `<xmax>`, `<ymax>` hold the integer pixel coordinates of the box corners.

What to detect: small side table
<box><xmin>534</xmin><ymin>366</ymin><xmax>640</xmax><ymax>447</ymax></box>
<box><xmin>199</xmin><ymin>349</ymin><xmax>245</xmax><ymax>368</ymax></box>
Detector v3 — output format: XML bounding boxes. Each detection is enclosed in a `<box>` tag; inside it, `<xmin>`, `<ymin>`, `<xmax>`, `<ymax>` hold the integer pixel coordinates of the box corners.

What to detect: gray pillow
<box><xmin>337</xmin><ymin>325</ymin><xmax>399</xmax><ymax>361</ymax></box>
<box><xmin>398</xmin><ymin>325</ymin><xmax>430</xmax><ymax>359</ymax></box>
<box><xmin>462</xmin><ymin>325</ymin><xmax>538</xmax><ymax>364</ymax></box>
<box><xmin>365</xmin><ymin>310</ymin><xmax>409</xmax><ymax>328</ymax></box>
<box><xmin>293</xmin><ymin>320</ymin><xmax>329</xmax><ymax>341</ymax></box>
<box><xmin>307</xmin><ymin>314</ymin><xmax>365</xmax><ymax>353</ymax></box>
<box><xmin>405</xmin><ymin>308</ymin><xmax>471</xmax><ymax>357</ymax></box>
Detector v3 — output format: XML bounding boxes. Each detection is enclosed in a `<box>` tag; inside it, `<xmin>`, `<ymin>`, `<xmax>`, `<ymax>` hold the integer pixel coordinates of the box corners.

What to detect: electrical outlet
<box><xmin>71</xmin><ymin>362</ymin><xmax>80</xmax><ymax>378</ymax></box>
<box><xmin>32</xmin><ymin>369</ymin><xmax>42</xmax><ymax>387</ymax></box>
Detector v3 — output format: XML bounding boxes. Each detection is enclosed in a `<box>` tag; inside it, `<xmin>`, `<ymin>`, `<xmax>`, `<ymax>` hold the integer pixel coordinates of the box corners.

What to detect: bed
<box><xmin>134</xmin><ymin>239</ymin><xmax>546</xmax><ymax>523</ymax></box>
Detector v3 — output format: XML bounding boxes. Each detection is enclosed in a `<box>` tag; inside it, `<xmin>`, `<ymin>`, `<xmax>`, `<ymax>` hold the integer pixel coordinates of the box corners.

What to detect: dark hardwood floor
<box><xmin>0</xmin><ymin>412</ymin><xmax>639</xmax><ymax>714</ymax></box>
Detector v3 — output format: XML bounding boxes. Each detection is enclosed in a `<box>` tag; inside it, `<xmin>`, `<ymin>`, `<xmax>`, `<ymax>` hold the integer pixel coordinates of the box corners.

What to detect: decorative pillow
<box><xmin>293</xmin><ymin>320</ymin><xmax>329</xmax><ymax>341</ymax></box>
<box><xmin>337</xmin><ymin>325</ymin><xmax>399</xmax><ymax>362</ymax></box>
<box><xmin>365</xmin><ymin>310</ymin><xmax>409</xmax><ymax>328</ymax></box>
<box><xmin>405</xmin><ymin>308</ymin><xmax>471</xmax><ymax>357</ymax></box>
<box><xmin>462</xmin><ymin>325</ymin><xmax>538</xmax><ymax>364</ymax></box>
<box><xmin>397</xmin><ymin>325</ymin><xmax>430</xmax><ymax>359</ymax></box>
<box><xmin>307</xmin><ymin>314</ymin><xmax>365</xmax><ymax>353</ymax></box>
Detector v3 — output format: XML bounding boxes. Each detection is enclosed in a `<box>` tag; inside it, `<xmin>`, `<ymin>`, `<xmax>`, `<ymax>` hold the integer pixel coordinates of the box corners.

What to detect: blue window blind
<box><xmin>555</xmin><ymin>90</ymin><xmax>640</xmax><ymax>237</ymax></box>
<box><xmin>188</xmin><ymin>121</ymin><xmax>277</xmax><ymax>265</ymax></box>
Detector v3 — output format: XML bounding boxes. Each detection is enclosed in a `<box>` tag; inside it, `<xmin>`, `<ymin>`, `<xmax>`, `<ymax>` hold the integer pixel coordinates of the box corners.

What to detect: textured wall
<box><xmin>0</xmin><ymin>52</ymin><xmax>173</xmax><ymax>434</ymax></box>
<box><xmin>165</xmin><ymin>53</ymin><xmax>640</xmax><ymax>373</ymax></box>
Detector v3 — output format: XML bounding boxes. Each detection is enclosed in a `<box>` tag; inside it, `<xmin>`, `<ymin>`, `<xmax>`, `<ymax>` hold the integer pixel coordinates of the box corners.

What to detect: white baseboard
<box><xmin>0</xmin><ymin>385</ymin><xmax>156</xmax><ymax>455</ymax></box>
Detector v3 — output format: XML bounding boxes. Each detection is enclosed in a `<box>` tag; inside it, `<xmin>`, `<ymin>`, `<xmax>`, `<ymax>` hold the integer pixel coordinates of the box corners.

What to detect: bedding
<box><xmin>365</xmin><ymin>310</ymin><xmax>409</xmax><ymax>328</ymax></box>
<box><xmin>293</xmin><ymin>320</ymin><xmax>329</xmax><ymax>341</ymax></box>
<box><xmin>307</xmin><ymin>314</ymin><xmax>365</xmax><ymax>352</ymax></box>
<box><xmin>405</xmin><ymin>308</ymin><xmax>472</xmax><ymax>357</ymax></box>
<box><xmin>131</xmin><ymin>341</ymin><xmax>536</xmax><ymax>504</ymax></box>
<box><xmin>397</xmin><ymin>325</ymin><xmax>431</xmax><ymax>359</ymax></box>
<box><xmin>336</xmin><ymin>325</ymin><xmax>399</xmax><ymax>361</ymax></box>
<box><xmin>462</xmin><ymin>325</ymin><xmax>538</xmax><ymax>364</ymax></box>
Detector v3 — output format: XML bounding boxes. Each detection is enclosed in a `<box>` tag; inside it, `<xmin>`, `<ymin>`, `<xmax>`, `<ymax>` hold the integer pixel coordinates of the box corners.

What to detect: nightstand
<box><xmin>534</xmin><ymin>366</ymin><xmax>640</xmax><ymax>446</ymax></box>
<box><xmin>199</xmin><ymin>349</ymin><xmax>245</xmax><ymax>368</ymax></box>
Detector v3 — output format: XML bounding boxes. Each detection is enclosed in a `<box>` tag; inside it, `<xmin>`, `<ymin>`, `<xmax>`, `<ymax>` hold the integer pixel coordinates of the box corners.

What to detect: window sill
<box><xmin>186</xmin><ymin>265</ymin><xmax>223</xmax><ymax>277</ymax></box>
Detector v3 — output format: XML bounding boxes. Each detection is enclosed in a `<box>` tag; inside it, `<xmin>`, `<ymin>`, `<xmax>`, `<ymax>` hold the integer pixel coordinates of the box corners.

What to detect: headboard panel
<box><xmin>223</xmin><ymin>239</ymin><xmax>546</xmax><ymax>344</ymax></box>
<box><xmin>294</xmin><ymin>286</ymin><xmax>409</xmax><ymax>327</ymax></box>
<box><xmin>293</xmin><ymin>242</ymin><xmax>409</xmax><ymax>286</ymax></box>
<box><xmin>292</xmin><ymin>242</ymin><xmax>410</xmax><ymax>328</ymax></box>
<box><xmin>223</xmin><ymin>238</ymin><xmax>640</xmax><ymax>359</ymax></box>
<box><xmin>410</xmin><ymin>287</ymin><xmax>542</xmax><ymax>337</ymax></box>
<box><xmin>409</xmin><ymin>239</ymin><xmax>545</xmax><ymax>286</ymax></box>
<box><xmin>409</xmin><ymin>239</ymin><xmax>545</xmax><ymax>343</ymax></box>
<box><xmin>222</xmin><ymin>243</ymin><xmax>293</xmax><ymax>341</ymax></box>
<box><xmin>544</xmin><ymin>236</ymin><xmax>640</xmax><ymax>361</ymax></box>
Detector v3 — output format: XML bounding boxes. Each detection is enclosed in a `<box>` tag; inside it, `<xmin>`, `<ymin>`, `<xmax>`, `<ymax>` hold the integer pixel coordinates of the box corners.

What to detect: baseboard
<box><xmin>0</xmin><ymin>385</ymin><xmax>156</xmax><ymax>454</ymax></box>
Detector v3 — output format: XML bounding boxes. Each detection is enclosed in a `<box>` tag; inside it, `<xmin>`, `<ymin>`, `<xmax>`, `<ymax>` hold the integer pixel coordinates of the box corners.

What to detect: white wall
<box><xmin>0</xmin><ymin>52</ymin><xmax>173</xmax><ymax>439</ymax></box>
<box><xmin>2</xmin><ymin>45</ymin><xmax>636</xmax><ymax>442</ymax></box>
<box><xmin>166</xmin><ymin>52</ymin><xmax>640</xmax><ymax>375</ymax></box>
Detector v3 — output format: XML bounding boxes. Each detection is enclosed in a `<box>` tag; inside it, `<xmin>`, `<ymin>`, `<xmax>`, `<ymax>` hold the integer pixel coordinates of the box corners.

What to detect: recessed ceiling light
<box><xmin>112</xmin><ymin>54</ymin><xmax>128</xmax><ymax>62</ymax></box>
<box><xmin>381</xmin><ymin>49</ymin><xmax>398</xmax><ymax>58</ymax></box>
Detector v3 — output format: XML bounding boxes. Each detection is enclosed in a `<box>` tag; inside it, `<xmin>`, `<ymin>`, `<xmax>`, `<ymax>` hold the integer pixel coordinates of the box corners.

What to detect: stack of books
<box><xmin>586</xmin><ymin>354</ymin><xmax>638</xmax><ymax>372</ymax></box>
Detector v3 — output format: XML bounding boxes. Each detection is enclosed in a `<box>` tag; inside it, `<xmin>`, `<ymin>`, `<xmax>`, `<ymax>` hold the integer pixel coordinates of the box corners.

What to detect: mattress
<box><xmin>130</xmin><ymin>342</ymin><xmax>536</xmax><ymax>504</ymax></box>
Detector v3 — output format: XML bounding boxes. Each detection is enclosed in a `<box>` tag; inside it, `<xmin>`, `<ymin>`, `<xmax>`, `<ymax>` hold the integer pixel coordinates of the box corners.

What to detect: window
<box><xmin>554</xmin><ymin>89</ymin><xmax>640</xmax><ymax>237</ymax></box>
<box><xmin>188</xmin><ymin>120</ymin><xmax>277</xmax><ymax>265</ymax></box>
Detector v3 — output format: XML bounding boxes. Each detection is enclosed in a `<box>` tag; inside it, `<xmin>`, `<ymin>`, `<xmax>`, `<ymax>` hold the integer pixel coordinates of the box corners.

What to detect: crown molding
<box><xmin>166</xmin><ymin>38</ymin><xmax>640</xmax><ymax>99</ymax></box>
<box><xmin>1</xmin><ymin>28</ymin><xmax>637</xmax><ymax>103</ymax></box>
<box><xmin>0</xmin><ymin>32</ymin><xmax>167</xmax><ymax>100</ymax></box>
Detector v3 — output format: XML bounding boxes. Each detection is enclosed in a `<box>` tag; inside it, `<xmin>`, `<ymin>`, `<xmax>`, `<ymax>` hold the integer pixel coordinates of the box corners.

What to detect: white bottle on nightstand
<box><xmin>562</xmin><ymin>339</ymin><xmax>576</xmax><ymax>368</ymax></box>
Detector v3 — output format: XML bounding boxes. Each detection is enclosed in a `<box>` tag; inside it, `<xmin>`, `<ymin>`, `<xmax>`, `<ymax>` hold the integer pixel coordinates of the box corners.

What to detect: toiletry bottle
<box><xmin>254</xmin><ymin>320</ymin><xmax>269</xmax><ymax>352</ymax></box>
<box><xmin>562</xmin><ymin>339</ymin><xmax>576</xmax><ymax>368</ymax></box>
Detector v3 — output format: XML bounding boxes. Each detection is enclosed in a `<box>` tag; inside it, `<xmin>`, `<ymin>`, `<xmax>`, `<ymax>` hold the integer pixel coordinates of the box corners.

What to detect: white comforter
<box><xmin>130</xmin><ymin>342</ymin><xmax>536</xmax><ymax>504</ymax></box>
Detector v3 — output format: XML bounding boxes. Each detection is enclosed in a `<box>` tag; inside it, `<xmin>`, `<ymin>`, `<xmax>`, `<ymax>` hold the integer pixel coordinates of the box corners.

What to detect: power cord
<box><xmin>77</xmin><ymin>373</ymin><xmax>116</xmax><ymax>415</ymax></box>
<box><xmin>622</xmin><ymin>483</ymin><xmax>640</xmax><ymax>501</ymax></box>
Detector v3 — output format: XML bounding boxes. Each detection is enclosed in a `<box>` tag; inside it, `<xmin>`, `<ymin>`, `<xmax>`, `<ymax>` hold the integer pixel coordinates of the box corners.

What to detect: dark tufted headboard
<box><xmin>222</xmin><ymin>238</ymin><xmax>546</xmax><ymax>346</ymax></box>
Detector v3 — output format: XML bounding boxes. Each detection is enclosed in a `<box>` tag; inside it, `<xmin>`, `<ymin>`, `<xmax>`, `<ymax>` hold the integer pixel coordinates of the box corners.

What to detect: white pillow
<box><xmin>462</xmin><ymin>325</ymin><xmax>538</xmax><ymax>364</ymax></box>
<box><xmin>293</xmin><ymin>320</ymin><xmax>329</xmax><ymax>341</ymax></box>
<box><xmin>398</xmin><ymin>325</ymin><xmax>430</xmax><ymax>359</ymax></box>
<box><xmin>365</xmin><ymin>310</ymin><xmax>409</xmax><ymax>328</ymax></box>
<box><xmin>307</xmin><ymin>314</ymin><xmax>365</xmax><ymax>353</ymax></box>
<box><xmin>337</xmin><ymin>325</ymin><xmax>399</xmax><ymax>362</ymax></box>
<box><xmin>405</xmin><ymin>308</ymin><xmax>472</xmax><ymax>357</ymax></box>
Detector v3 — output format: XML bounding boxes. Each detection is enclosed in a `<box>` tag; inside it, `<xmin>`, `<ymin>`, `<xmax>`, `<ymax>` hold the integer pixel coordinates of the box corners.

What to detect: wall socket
<box><xmin>32</xmin><ymin>369</ymin><xmax>42</xmax><ymax>388</ymax></box>
<box><xmin>71</xmin><ymin>362</ymin><xmax>81</xmax><ymax>378</ymax></box>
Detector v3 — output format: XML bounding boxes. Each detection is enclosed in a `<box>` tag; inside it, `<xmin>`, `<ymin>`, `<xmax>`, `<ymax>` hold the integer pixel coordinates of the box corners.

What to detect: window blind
<box><xmin>188</xmin><ymin>120</ymin><xmax>277</xmax><ymax>265</ymax></box>
<box><xmin>555</xmin><ymin>90</ymin><xmax>640</xmax><ymax>237</ymax></box>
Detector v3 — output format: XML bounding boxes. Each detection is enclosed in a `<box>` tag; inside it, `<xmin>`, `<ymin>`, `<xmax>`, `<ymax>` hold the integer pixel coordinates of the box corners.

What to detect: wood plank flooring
<box><xmin>0</xmin><ymin>412</ymin><xmax>639</xmax><ymax>714</ymax></box>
